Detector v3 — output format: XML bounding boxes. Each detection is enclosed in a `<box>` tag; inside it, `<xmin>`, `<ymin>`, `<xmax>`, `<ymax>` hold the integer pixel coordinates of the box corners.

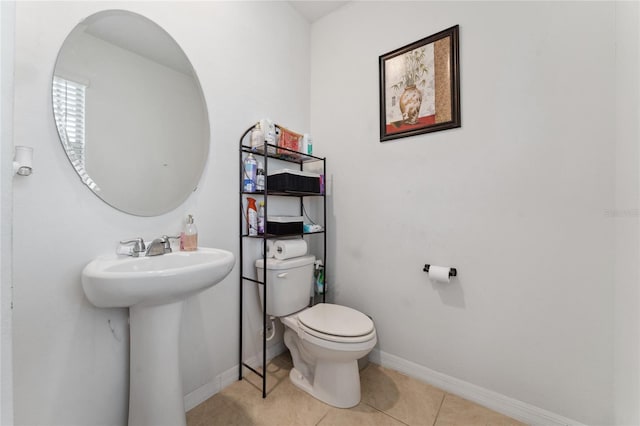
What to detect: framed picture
<box><xmin>379</xmin><ymin>25</ymin><xmax>460</xmax><ymax>142</ymax></box>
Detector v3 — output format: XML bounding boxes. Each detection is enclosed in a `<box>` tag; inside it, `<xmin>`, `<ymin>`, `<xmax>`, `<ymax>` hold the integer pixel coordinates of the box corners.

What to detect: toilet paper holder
<box><xmin>423</xmin><ymin>264</ymin><xmax>457</xmax><ymax>277</ymax></box>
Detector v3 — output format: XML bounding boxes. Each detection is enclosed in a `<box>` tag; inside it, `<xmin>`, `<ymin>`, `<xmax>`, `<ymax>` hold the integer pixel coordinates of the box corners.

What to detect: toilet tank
<box><xmin>255</xmin><ymin>255</ymin><xmax>315</xmax><ymax>317</ymax></box>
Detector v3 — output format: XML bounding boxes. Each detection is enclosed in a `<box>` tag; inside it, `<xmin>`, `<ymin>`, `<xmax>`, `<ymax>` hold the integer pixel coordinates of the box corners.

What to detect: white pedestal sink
<box><xmin>82</xmin><ymin>248</ymin><xmax>235</xmax><ymax>426</ymax></box>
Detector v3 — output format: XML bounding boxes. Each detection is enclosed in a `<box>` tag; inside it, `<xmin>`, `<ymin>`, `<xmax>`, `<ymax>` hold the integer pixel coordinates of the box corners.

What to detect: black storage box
<box><xmin>267</xmin><ymin>169</ymin><xmax>321</xmax><ymax>194</ymax></box>
<box><xmin>267</xmin><ymin>216</ymin><xmax>303</xmax><ymax>235</ymax></box>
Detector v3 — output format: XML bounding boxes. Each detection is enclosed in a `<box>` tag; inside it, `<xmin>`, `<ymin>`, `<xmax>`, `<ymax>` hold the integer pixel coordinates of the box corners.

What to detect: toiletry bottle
<box><xmin>261</xmin><ymin>119</ymin><xmax>276</xmax><ymax>154</ymax></box>
<box><xmin>247</xmin><ymin>197</ymin><xmax>258</xmax><ymax>236</ymax></box>
<box><xmin>181</xmin><ymin>214</ymin><xmax>198</xmax><ymax>251</ymax></box>
<box><xmin>316</xmin><ymin>268</ymin><xmax>324</xmax><ymax>294</ymax></box>
<box><xmin>257</xmin><ymin>201</ymin><xmax>265</xmax><ymax>234</ymax></box>
<box><xmin>256</xmin><ymin>161</ymin><xmax>265</xmax><ymax>191</ymax></box>
<box><xmin>250</xmin><ymin>123</ymin><xmax>264</xmax><ymax>151</ymax></box>
<box><xmin>302</xmin><ymin>133</ymin><xmax>313</xmax><ymax>155</ymax></box>
<box><xmin>263</xmin><ymin>119</ymin><xmax>275</xmax><ymax>145</ymax></box>
<box><xmin>243</xmin><ymin>153</ymin><xmax>257</xmax><ymax>192</ymax></box>
<box><xmin>314</xmin><ymin>260</ymin><xmax>324</xmax><ymax>294</ymax></box>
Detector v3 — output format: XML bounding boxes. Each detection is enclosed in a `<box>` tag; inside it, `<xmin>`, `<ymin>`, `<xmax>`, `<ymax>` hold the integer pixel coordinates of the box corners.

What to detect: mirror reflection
<box><xmin>53</xmin><ymin>10</ymin><xmax>209</xmax><ymax>216</ymax></box>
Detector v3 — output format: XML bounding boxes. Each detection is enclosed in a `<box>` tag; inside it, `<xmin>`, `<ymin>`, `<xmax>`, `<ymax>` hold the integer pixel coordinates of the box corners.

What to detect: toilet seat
<box><xmin>298</xmin><ymin>321</ymin><xmax>376</xmax><ymax>344</ymax></box>
<box><xmin>285</xmin><ymin>304</ymin><xmax>376</xmax><ymax>344</ymax></box>
<box><xmin>299</xmin><ymin>304</ymin><xmax>374</xmax><ymax>337</ymax></box>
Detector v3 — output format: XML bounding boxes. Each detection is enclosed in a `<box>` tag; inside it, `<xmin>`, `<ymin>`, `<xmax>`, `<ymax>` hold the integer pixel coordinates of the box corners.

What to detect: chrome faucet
<box><xmin>119</xmin><ymin>238</ymin><xmax>146</xmax><ymax>257</ymax></box>
<box><xmin>145</xmin><ymin>235</ymin><xmax>180</xmax><ymax>256</ymax></box>
<box><xmin>118</xmin><ymin>235</ymin><xmax>179</xmax><ymax>257</ymax></box>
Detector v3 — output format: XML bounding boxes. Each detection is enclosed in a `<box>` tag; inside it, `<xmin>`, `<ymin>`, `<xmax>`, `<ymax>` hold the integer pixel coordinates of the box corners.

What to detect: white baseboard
<box><xmin>369</xmin><ymin>348</ymin><xmax>585</xmax><ymax>426</ymax></box>
<box><xmin>184</xmin><ymin>379</ymin><xmax>220</xmax><ymax>412</ymax></box>
<box><xmin>184</xmin><ymin>342</ymin><xmax>286</xmax><ymax>411</ymax></box>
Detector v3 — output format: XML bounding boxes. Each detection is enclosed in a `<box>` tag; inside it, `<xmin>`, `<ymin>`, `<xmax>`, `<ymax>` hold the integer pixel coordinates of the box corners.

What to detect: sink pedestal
<box><xmin>129</xmin><ymin>301</ymin><xmax>186</xmax><ymax>426</ymax></box>
<box><xmin>81</xmin><ymin>248</ymin><xmax>236</xmax><ymax>426</ymax></box>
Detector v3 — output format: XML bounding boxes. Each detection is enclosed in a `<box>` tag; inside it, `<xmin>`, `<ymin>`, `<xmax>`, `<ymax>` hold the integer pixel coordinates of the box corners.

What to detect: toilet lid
<box><xmin>297</xmin><ymin>304</ymin><xmax>374</xmax><ymax>337</ymax></box>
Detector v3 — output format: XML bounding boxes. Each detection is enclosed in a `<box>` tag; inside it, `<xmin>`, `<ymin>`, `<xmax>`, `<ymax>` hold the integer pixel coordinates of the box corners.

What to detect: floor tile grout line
<box><xmin>362</xmin><ymin>401</ymin><xmax>411</xmax><ymax>426</ymax></box>
<box><xmin>432</xmin><ymin>392</ymin><xmax>447</xmax><ymax>426</ymax></box>
<box><xmin>314</xmin><ymin>409</ymin><xmax>330</xmax><ymax>426</ymax></box>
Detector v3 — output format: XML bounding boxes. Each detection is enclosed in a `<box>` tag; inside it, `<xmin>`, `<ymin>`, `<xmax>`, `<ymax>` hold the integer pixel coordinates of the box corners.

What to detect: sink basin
<box><xmin>82</xmin><ymin>247</ymin><xmax>235</xmax><ymax>307</ymax></box>
<box><xmin>81</xmin><ymin>247</ymin><xmax>235</xmax><ymax>426</ymax></box>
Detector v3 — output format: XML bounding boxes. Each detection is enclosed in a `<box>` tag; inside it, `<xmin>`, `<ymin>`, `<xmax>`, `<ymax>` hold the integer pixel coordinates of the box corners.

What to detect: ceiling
<box><xmin>288</xmin><ymin>1</ymin><xmax>349</xmax><ymax>22</ymax></box>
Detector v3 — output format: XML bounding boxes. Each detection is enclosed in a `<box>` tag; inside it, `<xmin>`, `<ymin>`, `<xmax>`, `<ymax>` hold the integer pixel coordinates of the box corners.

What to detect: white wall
<box><xmin>614</xmin><ymin>2</ymin><xmax>640</xmax><ymax>424</ymax></box>
<box><xmin>12</xmin><ymin>1</ymin><xmax>309</xmax><ymax>425</ymax></box>
<box><xmin>0</xmin><ymin>1</ymin><xmax>15</xmax><ymax>424</ymax></box>
<box><xmin>311</xmin><ymin>2</ymin><xmax>619</xmax><ymax>424</ymax></box>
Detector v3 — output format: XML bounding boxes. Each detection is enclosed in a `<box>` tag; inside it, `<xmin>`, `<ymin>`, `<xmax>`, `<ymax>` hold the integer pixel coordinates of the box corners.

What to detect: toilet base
<box><xmin>289</xmin><ymin>359</ymin><xmax>361</xmax><ymax>409</ymax></box>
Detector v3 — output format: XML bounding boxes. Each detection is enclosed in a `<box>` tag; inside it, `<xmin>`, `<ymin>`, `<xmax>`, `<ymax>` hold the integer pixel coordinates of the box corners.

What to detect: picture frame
<box><xmin>379</xmin><ymin>25</ymin><xmax>460</xmax><ymax>142</ymax></box>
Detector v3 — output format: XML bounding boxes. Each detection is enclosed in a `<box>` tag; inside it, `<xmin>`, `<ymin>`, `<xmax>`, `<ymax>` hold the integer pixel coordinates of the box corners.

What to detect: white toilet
<box><xmin>256</xmin><ymin>255</ymin><xmax>377</xmax><ymax>408</ymax></box>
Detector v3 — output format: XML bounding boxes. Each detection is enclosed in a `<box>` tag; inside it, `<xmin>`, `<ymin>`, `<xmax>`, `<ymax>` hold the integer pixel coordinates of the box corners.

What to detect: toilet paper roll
<box><xmin>428</xmin><ymin>265</ymin><xmax>451</xmax><ymax>283</ymax></box>
<box><xmin>273</xmin><ymin>239</ymin><xmax>307</xmax><ymax>260</ymax></box>
<box><xmin>262</xmin><ymin>240</ymin><xmax>276</xmax><ymax>258</ymax></box>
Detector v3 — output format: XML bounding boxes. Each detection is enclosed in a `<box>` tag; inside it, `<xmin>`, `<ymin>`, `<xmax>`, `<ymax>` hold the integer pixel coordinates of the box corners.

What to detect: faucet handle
<box><xmin>119</xmin><ymin>238</ymin><xmax>146</xmax><ymax>255</ymax></box>
<box><xmin>161</xmin><ymin>235</ymin><xmax>180</xmax><ymax>253</ymax></box>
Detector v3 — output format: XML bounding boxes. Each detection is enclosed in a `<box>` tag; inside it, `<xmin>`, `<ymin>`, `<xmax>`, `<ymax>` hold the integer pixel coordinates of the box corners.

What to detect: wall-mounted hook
<box><xmin>13</xmin><ymin>146</ymin><xmax>33</xmax><ymax>176</ymax></box>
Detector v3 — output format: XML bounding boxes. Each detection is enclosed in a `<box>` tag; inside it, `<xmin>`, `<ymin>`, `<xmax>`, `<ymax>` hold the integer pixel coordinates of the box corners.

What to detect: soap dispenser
<box><xmin>181</xmin><ymin>214</ymin><xmax>198</xmax><ymax>251</ymax></box>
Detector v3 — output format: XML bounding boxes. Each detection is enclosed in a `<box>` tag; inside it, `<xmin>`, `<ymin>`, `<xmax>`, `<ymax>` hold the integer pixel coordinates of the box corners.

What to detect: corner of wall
<box><xmin>613</xmin><ymin>0</ymin><xmax>640</xmax><ymax>424</ymax></box>
<box><xmin>0</xmin><ymin>1</ymin><xmax>15</xmax><ymax>424</ymax></box>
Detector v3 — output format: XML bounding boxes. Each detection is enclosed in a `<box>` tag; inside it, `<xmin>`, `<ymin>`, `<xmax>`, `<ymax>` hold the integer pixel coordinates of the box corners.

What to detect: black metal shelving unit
<box><xmin>238</xmin><ymin>124</ymin><xmax>327</xmax><ymax>398</ymax></box>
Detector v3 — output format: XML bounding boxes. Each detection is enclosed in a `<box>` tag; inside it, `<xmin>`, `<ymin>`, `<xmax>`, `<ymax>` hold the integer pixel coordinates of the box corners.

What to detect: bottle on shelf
<box><xmin>257</xmin><ymin>201</ymin><xmax>265</xmax><ymax>234</ymax></box>
<box><xmin>301</xmin><ymin>133</ymin><xmax>313</xmax><ymax>155</ymax></box>
<box><xmin>247</xmin><ymin>197</ymin><xmax>258</xmax><ymax>236</ymax></box>
<box><xmin>250</xmin><ymin>123</ymin><xmax>264</xmax><ymax>151</ymax></box>
<box><xmin>314</xmin><ymin>260</ymin><xmax>324</xmax><ymax>294</ymax></box>
<box><xmin>243</xmin><ymin>153</ymin><xmax>257</xmax><ymax>192</ymax></box>
<box><xmin>260</xmin><ymin>119</ymin><xmax>276</xmax><ymax>155</ymax></box>
<box><xmin>256</xmin><ymin>161</ymin><xmax>265</xmax><ymax>191</ymax></box>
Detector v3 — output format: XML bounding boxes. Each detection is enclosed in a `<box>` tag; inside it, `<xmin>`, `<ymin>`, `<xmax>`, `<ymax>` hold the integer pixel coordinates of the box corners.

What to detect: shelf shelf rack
<box><xmin>238</xmin><ymin>124</ymin><xmax>327</xmax><ymax>398</ymax></box>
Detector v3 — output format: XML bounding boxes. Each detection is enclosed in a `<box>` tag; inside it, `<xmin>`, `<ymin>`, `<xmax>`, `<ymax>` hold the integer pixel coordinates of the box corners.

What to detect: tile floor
<box><xmin>187</xmin><ymin>353</ymin><xmax>525</xmax><ymax>426</ymax></box>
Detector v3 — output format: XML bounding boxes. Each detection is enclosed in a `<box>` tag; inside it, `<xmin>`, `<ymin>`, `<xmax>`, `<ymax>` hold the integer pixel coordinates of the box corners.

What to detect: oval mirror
<box><xmin>52</xmin><ymin>10</ymin><xmax>209</xmax><ymax>216</ymax></box>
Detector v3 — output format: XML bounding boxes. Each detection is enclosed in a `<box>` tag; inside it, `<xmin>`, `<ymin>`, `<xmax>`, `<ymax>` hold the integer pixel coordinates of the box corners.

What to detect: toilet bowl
<box><xmin>255</xmin><ymin>255</ymin><xmax>377</xmax><ymax>408</ymax></box>
<box><xmin>282</xmin><ymin>303</ymin><xmax>376</xmax><ymax>408</ymax></box>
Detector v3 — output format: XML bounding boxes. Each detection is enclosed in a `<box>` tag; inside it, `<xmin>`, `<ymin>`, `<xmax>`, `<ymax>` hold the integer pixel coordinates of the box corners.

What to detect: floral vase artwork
<box><xmin>399</xmin><ymin>85</ymin><xmax>422</xmax><ymax>125</ymax></box>
<box><xmin>392</xmin><ymin>47</ymin><xmax>428</xmax><ymax>125</ymax></box>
